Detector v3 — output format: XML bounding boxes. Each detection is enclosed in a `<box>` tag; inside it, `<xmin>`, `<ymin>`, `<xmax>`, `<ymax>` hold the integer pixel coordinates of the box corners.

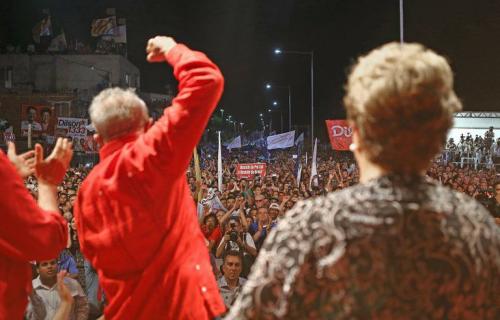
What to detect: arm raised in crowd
<box><xmin>138</xmin><ymin>36</ymin><xmax>224</xmax><ymax>175</ymax></box>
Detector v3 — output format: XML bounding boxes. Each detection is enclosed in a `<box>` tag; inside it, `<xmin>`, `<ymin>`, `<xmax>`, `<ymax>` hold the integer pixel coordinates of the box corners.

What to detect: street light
<box><xmin>272</xmin><ymin>101</ymin><xmax>278</xmax><ymax>106</ymax></box>
<box><xmin>268</xmin><ymin>107</ymin><xmax>284</xmax><ymax>133</ymax></box>
<box><xmin>220</xmin><ymin>108</ymin><xmax>225</xmax><ymax>131</ymax></box>
<box><xmin>274</xmin><ymin>48</ymin><xmax>314</xmax><ymax>145</ymax></box>
<box><xmin>265</xmin><ymin>82</ymin><xmax>293</xmax><ymax>131</ymax></box>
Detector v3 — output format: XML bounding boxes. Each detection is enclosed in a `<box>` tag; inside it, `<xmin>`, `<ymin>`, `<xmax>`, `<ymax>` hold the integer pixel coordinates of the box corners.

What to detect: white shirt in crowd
<box><xmin>217</xmin><ymin>276</ymin><xmax>247</xmax><ymax>308</ymax></box>
<box><xmin>27</xmin><ymin>276</ymin><xmax>86</xmax><ymax>320</ymax></box>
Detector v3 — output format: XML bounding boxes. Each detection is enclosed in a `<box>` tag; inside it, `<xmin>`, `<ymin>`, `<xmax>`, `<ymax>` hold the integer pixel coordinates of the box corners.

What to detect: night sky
<box><xmin>1</xmin><ymin>0</ymin><xmax>500</xmax><ymax>133</ymax></box>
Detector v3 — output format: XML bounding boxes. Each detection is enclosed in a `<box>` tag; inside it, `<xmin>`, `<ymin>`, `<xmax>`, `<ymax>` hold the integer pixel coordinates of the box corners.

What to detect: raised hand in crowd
<box><xmin>52</xmin><ymin>271</ymin><xmax>74</xmax><ymax>320</ymax></box>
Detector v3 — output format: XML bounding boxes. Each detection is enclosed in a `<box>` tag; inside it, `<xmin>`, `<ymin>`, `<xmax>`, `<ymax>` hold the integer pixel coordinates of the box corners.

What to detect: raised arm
<box><xmin>137</xmin><ymin>36</ymin><xmax>224</xmax><ymax>175</ymax></box>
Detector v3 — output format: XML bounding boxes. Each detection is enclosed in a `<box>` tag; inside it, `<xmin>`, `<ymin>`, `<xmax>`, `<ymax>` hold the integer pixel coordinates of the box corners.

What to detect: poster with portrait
<box><xmin>20</xmin><ymin>105</ymin><xmax>56</xmax><ymax>137</ymax></box>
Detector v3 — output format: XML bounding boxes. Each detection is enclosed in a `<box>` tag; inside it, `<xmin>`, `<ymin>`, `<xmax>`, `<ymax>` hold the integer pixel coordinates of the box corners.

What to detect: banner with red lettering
<box><xmin>325</xmin><ymin>120</ymin><xmax>353</xmax><ymax>151</ymax></box>
<box><xmin>236</xmin><ymin>163</ymin><xmax>267</xmax><ymax>179</ymax></box>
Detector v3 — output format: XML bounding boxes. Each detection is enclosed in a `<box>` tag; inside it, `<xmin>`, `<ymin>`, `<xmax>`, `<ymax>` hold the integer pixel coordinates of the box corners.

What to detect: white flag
<box><xmin>200</xmin><ymin>188</ymin><xmax>227</xmax><ymax>212</ymax></box>
<box><xmin>218</xmin><ymin>131</ymin><xmax>223</xmax><ymax>192</ymax></box>
<box><xmin>267</xmin><ymin>130</ymin><xmax>295</xmax><ymax>150</ymax></box>
<box><xmin>310</xmin><ymin>138</ymin><xmax>318</xmax><ymax>188</ymax></box>
<box><xmin>296</xmin><ymin>162</ymin><xmax>302</xmax><ymax>187</ymax></box>
<box><xmin>226</xmin><ymin>136</ymin><xmax>242</xmax><ymax>150</ymax></box>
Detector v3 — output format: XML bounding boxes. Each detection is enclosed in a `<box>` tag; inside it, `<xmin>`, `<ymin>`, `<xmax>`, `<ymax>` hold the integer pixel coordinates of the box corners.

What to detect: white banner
<box><xmin>267</xmin><ymin>130</ymin><xmax>295</xmax><ymax>150</ymax></box>
<box><xmin>56</xmin><ymin>118</ymin><xmax>88</xmax><ymax>138</ymax></box>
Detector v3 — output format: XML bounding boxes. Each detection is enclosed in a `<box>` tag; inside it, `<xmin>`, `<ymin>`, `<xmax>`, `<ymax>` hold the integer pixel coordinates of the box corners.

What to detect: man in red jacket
<box><xmin>74</xmin><ymin>36</ymin><xmax>226</xmax><ymax>319</ymax></box>
<box><xmin>0</xmin><ymin>139</ymin><xmax>72</xmax><ymax>319</ymax></box>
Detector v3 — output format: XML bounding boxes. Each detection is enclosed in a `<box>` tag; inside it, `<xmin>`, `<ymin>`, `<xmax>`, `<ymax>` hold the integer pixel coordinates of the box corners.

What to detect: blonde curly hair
<box><xmin>344</xmin><ymin>42</ymin><xmax>462</xmax><ymax>174</ymax></box>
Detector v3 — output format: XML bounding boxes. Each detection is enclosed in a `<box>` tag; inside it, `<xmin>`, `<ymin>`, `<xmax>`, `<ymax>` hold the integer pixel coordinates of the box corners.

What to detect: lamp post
<box><xmin>267</xmin><ymin>105</ymin><xmax>283</xmax><ymax>133</ymax></box>
<box><xmin>265</xmin><ymin>83</ymin><xmax>292</xmax><ymax>131</ymax></box>
<box><xmin>274</xmin><ymin>49</ymin><xmax>314</xmax><ymax>145</ymax></box>
<box><xmin>220</xmin><ymin>108</ymin><xmax>225</xmax><ymax>131</ymax></box>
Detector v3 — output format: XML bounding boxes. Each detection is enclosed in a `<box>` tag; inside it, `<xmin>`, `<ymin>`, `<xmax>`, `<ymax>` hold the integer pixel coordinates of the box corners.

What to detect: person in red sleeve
<box><xmin>0</xmin><ymin>138</ymin><xmax>73</xmax><ymax>319</ymax></box>
<box><xmin>74</xmin><ymin>36</ymin><xmax>225</xmax><ymax>319</ymax></box>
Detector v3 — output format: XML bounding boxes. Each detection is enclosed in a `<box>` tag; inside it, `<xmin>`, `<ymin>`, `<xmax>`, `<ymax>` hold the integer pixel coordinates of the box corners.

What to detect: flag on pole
<box><xmin>226</xmin><ymin>136</ymin><xmax>242</xmax><ymax>150</ymax></box>
<box><xmin>309</xmin><ymin>138</ymin><xmax>318</xmax><ymax>188</ymax></box>
<box><xmin>193</xmin><ymin>147</ymin><xmax>202</xmax><ymax>202</ymax></box>
<box><xmin>193</xmin><ymin>148</ymin><xmax>202</xmax><ymax>181</ymax></box>
<box><xmin>296</xmin><ymin>162</ymin><xmax>302</xmax><ymax>187</ymax></box>
<box><xmin>91</xmin><ymin>16</ymin><xmax>117</xmax><ymax>37</ymax></box>
<box><xmin>295</xmin><ymin>146</ymin><xmax>303</xmax><ymax>187</ymax></box>
<box><xmin>218</xmin><ymin>131</ymin><xmax>223</xmax><ymax>192</ymax></box>
<box><xmin>32</xmin><ymin>16</ymin><xmax>52</xmax><ymax>43</ymax></box>
<box><xmin>294</xmin><ymin>132</ymin><xmax>304</xmax><ymax>146</ymax></box>
<box><xmin>294</xmin><ymin>136</ymin><xmax>303</xmax><ymax>186</ymax></box>
<box><xmin>200</xmin><ymin>188</ymin><xmax>227</xmax><ymax>212</ymax></box>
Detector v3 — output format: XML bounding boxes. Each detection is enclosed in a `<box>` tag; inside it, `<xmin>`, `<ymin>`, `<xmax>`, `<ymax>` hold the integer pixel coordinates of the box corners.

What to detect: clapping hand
<box><xmin>56</xmin><ymin>271</ymin><xmax>74</xmax><ymax>304</ymax></box>
<box><xmin>35</xmin><ymin>138</ymin><xmax>73</xmax><ymax>186</ymax></box>
<box><xmin>7</xmin><ymin>142</ymin><xmax>35</xmax><ymax>178</ymax></box>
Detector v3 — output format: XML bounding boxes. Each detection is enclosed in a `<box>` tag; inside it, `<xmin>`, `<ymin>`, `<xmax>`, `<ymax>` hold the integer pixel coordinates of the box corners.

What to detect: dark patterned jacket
<box><xmin>227</xmin><ymin>174</ymin><xmax>500</xmax><ymax>319</ymax></box>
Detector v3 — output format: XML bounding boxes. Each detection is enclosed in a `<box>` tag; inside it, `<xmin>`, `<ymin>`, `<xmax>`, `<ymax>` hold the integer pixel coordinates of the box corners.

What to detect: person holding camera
<box><xmin>215</xmin><ymin>217</ymin><xmax>256</xmax><ymax>278</ymax></box>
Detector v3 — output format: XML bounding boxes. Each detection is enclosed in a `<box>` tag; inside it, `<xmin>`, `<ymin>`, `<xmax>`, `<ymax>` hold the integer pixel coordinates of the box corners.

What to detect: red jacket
<box><xmin>0</xmin><ymin>151</ymin><xmax>68</xmax><ymax>319</ymax></box>
<box><xmin>74</xmin><ymin>44</ymin><xmax>226</xmax><ymax>319</ymax></box>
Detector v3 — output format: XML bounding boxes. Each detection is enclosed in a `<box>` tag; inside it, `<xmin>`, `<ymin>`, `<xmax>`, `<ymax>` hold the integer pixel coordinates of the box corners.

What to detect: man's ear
<box><xmin>144</xmin><ymin>118</ymin><xmax>154</xmax><ymax>132</ymax></box>
<box><xmin>93</xmin><ymin>133</ymin><xmax>104</xmax><ymax>147</ymax></box>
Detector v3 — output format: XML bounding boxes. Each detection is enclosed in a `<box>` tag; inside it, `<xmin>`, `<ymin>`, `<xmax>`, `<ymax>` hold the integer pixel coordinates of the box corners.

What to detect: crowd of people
<box><xmin>443</xmin><ymin>128</ymin><xmax>500</xmax><ymax>169</ymax></box>
<box><xmin>2</xmin><ymin>37</ymin><xmax>499</xmax><ymax>319</ymax></box>
<box><xmin>17</xmin><ymin>127</ymin><xmax>498</xmax><ymax>316</ymax></box>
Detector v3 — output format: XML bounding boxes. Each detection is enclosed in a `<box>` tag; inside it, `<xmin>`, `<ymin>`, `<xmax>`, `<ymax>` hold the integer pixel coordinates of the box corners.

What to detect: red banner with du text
<box><xmin>325</xmin><ymin>120</ymin><xmax>353</xmax><ymax>151</ymax></box>
<box><xmin>236</xmin><ymin>163</ymin><xmax>267</xmax><ymax>179</ymax></box>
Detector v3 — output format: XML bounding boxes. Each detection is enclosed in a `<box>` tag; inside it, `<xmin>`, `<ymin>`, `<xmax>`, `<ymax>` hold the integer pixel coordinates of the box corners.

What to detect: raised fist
<box><xmin>146</xmin><ymin>36</ymin><xmax>177</xmax><ymax>63</ymax></box>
